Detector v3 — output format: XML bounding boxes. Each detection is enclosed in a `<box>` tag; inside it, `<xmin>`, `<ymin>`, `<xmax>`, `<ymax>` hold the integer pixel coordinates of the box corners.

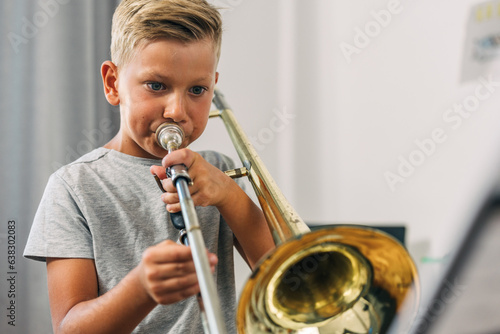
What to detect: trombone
<box><xmin>157</xmin><ymin>89</ymin><xmax>419</xmax><ymax>334</ymax></box>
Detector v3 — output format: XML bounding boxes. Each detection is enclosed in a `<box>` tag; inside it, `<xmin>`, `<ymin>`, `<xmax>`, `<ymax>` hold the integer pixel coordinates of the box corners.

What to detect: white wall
<box><xmin>196</xmin><ymin>0</ymin><xmax>500</xmax><ymax>301</ymax></box>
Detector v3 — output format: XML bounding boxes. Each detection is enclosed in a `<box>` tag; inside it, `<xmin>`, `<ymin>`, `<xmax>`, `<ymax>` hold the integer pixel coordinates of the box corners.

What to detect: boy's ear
<box><xmin>215</xmin><ymin>71</ymin><xmax>219</xmax><ymax>85</ymax></box>
<box><xmin>101</xmin><ymin>61</ymin><xmax>120</xmax><ymax>106</ymax></box>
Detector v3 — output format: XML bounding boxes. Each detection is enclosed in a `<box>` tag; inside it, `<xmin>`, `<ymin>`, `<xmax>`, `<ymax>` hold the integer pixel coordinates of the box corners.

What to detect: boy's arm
<box><xmin>216</xmin><ymin>179</ymin><xmax>275</xmax><ymax>269</ymax></box>
<box><xmin>46</xmin><ymin>240</ymin><xmax>217</xmax><ymax>334</ymax></box>
<box><xmin>47</xmin><ymin>258</ymin><xmax>155</xmax><ymax>334</ymax></box>
<box><xmin>151</xmin><ymin>158</ymin><xmax>274</xmax><ymax>270</ymax></box>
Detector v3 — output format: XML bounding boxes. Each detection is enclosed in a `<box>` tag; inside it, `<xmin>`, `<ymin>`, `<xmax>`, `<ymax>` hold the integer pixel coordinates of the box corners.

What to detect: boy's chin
<box><xmin>129</xmin><ymin>145</ymin><xmax>166</xmax><ymax>160</ymax></box>
<box><xmin>148</xmin><ymin>148</ymin><xmax>168</xmax><ymax>159</ymax></box>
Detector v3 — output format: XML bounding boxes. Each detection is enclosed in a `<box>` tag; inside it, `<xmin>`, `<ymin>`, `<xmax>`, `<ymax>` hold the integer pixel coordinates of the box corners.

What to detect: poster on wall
<box><xmin>462</xmin><ymin>0</ymin><xmax>500</xmax><ymax>82</ymax></box>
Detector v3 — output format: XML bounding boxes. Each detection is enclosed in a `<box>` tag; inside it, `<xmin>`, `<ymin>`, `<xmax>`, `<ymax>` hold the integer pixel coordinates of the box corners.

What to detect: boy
<box><xmin>24</xmin><ymin>0</ymin><xmax>274</xmax><ymax>333</ymax></box>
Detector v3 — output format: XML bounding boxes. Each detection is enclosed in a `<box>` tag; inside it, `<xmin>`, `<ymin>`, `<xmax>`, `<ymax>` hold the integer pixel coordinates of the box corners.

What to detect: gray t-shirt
<box><xmin>24</xmin><ymin>148</ymin><xmax>237</xmax><ymax>333</ymax></box>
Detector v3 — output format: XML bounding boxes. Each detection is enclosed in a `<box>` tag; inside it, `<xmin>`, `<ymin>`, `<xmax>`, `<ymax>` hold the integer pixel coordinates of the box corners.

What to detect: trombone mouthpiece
<box><xmin>155</xmin><ymin>123</ymin><xmax>184</xmax><ymax>153</ymax></box>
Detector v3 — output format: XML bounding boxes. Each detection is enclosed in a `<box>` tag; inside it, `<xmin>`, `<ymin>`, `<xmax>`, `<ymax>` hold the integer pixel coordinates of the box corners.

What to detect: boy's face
<box><xmin>103</xmin><ymin>38</ymin><xmax>219</xmax><ymax>159</ymax></box>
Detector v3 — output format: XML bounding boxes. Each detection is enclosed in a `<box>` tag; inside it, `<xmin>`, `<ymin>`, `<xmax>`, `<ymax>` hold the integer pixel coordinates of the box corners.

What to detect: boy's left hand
<box><xmin>150</xmin><ymin>148</ymin><xmax>233</xmax><ymax>213</ymax></box>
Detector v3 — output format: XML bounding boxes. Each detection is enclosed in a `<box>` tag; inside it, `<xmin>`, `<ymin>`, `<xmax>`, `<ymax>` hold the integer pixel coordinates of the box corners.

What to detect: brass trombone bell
<box><xmin>210</xmin><ymin>90</ymin><xmax>419</xmax><ymax>333</ymax></box>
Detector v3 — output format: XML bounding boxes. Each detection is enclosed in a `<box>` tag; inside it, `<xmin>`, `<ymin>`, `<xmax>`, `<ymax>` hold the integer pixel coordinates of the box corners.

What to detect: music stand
<box><xmin>404</xmin><ymin>178</ymin><xmax>500</xmax><ymax>334</ymax></box>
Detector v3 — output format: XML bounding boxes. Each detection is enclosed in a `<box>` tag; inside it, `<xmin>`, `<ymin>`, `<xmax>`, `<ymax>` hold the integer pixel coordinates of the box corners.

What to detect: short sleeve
<box><xmin>24</xmin><ymin>172</ymin><xmax>94</xmax><ymax>262</ymax></box>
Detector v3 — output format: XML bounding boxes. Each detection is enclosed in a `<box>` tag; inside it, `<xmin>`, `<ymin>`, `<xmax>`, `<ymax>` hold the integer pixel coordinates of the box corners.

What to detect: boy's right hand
<box><xmin>137</xmin><ymin>240</ymin><xmax>218</xmax><ymax>305</ymax></box>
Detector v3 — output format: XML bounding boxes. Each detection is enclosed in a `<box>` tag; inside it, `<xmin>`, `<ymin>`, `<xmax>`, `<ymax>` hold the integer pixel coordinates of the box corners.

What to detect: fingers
<box><xmin>162</xmin><ymin>192</ymin><xmax>181</xmax><ymax>213</ymax></box>
<box><xmin>161</xmin><ymin>148</ymin><xmax>196</xmax><ymax>170</ymax></box>
<box><xmin>150</xmin><ymin>165</ymin><xmax>167</xmax><ymax>179</ymax></box>
<box><xmin>142</xmin><ymin>240</ymin><xmax>193</xmax><ymax>263</ymax></box>
<box><xmin>151</xmin><ymin>149</ymin><xmax>198</xmax><ymax>212</ymax></box>
<box><xmin>139</xmin><ymin>240</ymin><xmax>218</xmax><ymax>305</ymax></box>
<box><xmin>160</xmin><ymin>178</ymin><xmax>177</xmax><ymax>194</ymax></box>
<box><xmin>152</xmin><ymin>149</ymin><xmax>228</xmax><ymax>210</ymax></box>
<box><xmin>150</xmin><ymin>149</ymin><xmax>196</xmax><ymax>180</ymax></box>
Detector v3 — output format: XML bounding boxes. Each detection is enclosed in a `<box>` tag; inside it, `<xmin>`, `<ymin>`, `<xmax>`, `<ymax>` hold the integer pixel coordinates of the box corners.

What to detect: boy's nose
<box><xmin>163</xmin><ymin>93</ymin><xmax>187</xmax><ymax>122</ymax></box>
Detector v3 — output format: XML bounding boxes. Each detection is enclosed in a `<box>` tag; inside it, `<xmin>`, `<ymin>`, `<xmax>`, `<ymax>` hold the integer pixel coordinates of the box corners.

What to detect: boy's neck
<box><xmin>103</xmin><ymin>132</ymin><xmax>121</xmax><ymax>151</ymax></box>
<box><xmin>103</xmin><ymin>130</ymin><xmax>164</xmax><ymax>160</ymax></box>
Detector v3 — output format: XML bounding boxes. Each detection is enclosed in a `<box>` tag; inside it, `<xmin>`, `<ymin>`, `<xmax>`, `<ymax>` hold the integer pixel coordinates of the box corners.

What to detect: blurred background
<box><xmin>2</xmin><ymin>0</ymin><xmax>500</xmax><ymax>333</ymax></box>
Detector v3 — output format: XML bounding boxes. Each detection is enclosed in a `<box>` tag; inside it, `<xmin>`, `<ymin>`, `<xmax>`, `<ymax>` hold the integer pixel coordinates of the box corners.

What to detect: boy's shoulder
<box><xmin>72</xmin><ymin>147</ymin><xmax>111</xmax><ymax>165</ymax></box>
<box><xmin>52</xmin><ymin>147</ymin><xmax>112</xmax><ymax>179</ymax></box>
<box><xmin>57</xmin><ymin>147</ymin><xmax>110</xmax><ymax>169</ymax></box>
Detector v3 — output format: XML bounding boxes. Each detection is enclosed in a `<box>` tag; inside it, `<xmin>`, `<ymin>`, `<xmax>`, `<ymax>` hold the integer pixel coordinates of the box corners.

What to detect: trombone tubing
<box><xmin>211</xmin><ymin>89</ymin><xmax>309</xmax><ymax>244</ymax></box>
<box><xmin>175</xmin><ymin>178</ymin><xmax>227</xmax><ymax>334</ymax></box>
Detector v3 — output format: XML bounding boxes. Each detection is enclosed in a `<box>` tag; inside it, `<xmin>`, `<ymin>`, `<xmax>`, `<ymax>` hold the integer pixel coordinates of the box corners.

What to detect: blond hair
<box><xmin>111</xmin><ymin>0</ymin><xmax>222</xmax><ymax>67</ymax></box>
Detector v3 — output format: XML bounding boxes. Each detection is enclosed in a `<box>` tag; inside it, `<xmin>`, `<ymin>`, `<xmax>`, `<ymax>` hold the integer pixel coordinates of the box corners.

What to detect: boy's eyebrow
<box><xmin>141</xmin><ymin>70</ymin><xmax>214</xmax><ymax>83</ymax></box>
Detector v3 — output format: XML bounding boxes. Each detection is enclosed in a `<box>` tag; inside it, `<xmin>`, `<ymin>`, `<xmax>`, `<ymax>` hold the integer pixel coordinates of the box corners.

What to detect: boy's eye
<box><xmin>190</xmin><ymin>86</ymin><xmax>206</xmax><ymax>96</ymax></box>
<box><xmin>147</xmin><ymin>82</ymin><xmax>165</xmax><ymax>91</ymax></box>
